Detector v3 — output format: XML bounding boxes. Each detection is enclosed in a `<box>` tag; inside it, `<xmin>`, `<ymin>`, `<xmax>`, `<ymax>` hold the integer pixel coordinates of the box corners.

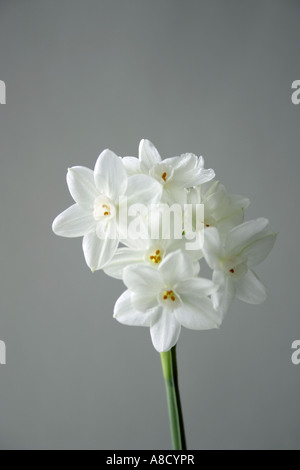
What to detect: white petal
<box><xmin>163</xmin><ymin>186</ymin><xmax>188</xmax><ymax>205</ymax></box>
<box><xmin>67</xmin><ymin>166</ymin><xmax>98</xmax><ymax>207</ymax></box>
<box><xmin>103</xmin><ymin>247</ymin><xmax>144</xmax><ymax>279</ymax></box>
<box><xmin>122</xmin><ymin>156</ymin><xmax>141</xmax><ymax>176</ymax></box>
<box><xmin>212</xmin><ymin>275</ymin><xmax>235</xmax><ymax>317</ymax></box>
<box><xmin>176</xmin><ymin>278</ymin><xmax>217</xmax><ymax>297</ymax></box>
<box><xmin>52</xmin><ymin>204</ymin><xmax>95</xmax><ymax>238</ymax></box>
<box><xmin>126</xmin><ymin>174</ymin><xmax>163</xmax><ymax>206</ymax></box>
<box><xmin>202</xmin><ymin>227</ymin><xmax>222</xmax><ymax>269</ymax></box>
<box><xmin>94</xmin><ymin>149</ymin><xmax>127</xmax><ymax>201</ymax></box>
<box><xmin>194</xmin><ymin>168</ymin><xmax>216</xmax><ymax>185</ymax></box>
<box><xmin>150</xmin><ymin>311</ymin><xmax>181</xmax><ymax>352</ymax></box>
<box><xmin>226</xmin><ymin>218</ymin><xmax>269</xmax><ymax>255</ymax></box>
<box><xmin>164</xmin><ymin>154</ymin><xmax>198</xmax><ymax>173</ymax></box>
<box><xmin>235</xmin><ymin>269</ymin><xmax>267</xmax><ymax>304</ymax></box>
<box><xmin>167</xmin><ymin>154</ymin><xmax>215</xmax><ymax>187</ymax></box>
<box><xmin>175</xmin><ymin>297</ymin><xmax>221</xmax><ymax>330</ymax></box>
<box><xmin>197</xmin><ymin>155</ymin><xmax>205</xmax><ymax>169</ymax></box>
<box><xmin>158</xmin><ymin>250</ymin><xmax>194</xmax><ymax>286</ymax></box>
<box><xmin>240</xmin><ymin>233</ymin><xmax>277</xmax><ymax>267</ymax></box>
<box><xmin>132</xmin><ymin>291</ymin><xmax>159</xmax><ymax>312</ymax></box>
<box><xmin>217</xmin><ymin>209</ymin><xmax>245</xmax><ymax>233</ymax></box>
<box><xmin>139</xmin><ymin>139</ymin><xmax>161</xmax><ymax>173</ymax></box>
<box><xmin>114</xmin><ymin>290</ymin><xmax>159</xmax><ymax>327</ymax></box>
<box><xmin>229</xmin><ymin>194</ymin><xmax>250</xmax><ymax>210</ymax></box>
<box><xmin>82</xmin><ymin>222</ymin><xmax>119</xmax><ymax>271</ymax></box>
<box><xmin>123</xmin><ymin>264</ymin><xmax>162</xmax><ymax>294</ymax></box>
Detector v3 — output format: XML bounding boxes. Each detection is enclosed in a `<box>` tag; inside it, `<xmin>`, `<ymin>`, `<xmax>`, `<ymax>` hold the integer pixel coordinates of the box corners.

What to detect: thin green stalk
<box><xmin>160</xmin><ymin>345</ymin><xmax>187</xmax><ymax>450</ymax></box>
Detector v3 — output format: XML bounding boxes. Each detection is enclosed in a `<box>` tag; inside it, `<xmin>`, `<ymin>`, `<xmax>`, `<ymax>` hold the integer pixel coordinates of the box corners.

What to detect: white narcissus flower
<box><xmin>202</xmin><ymin>219</ymin><xmax>277</xmax><ymax>317</ymax></box>
<box><xmin>187</xmin><ymin>180</ymin><xmax>250</xmax><ymax>233</ymax></box>
<box><xmin>104</xmin><ymin>210</ymin><xmax>201</xmax><ymax>279</ymax></box>
<box><xmin>52</xmin><ymin>149</ymin><xmax>162</xmax><ymax>271</ymax></box>
<box><xmin>113</xmin><ymin>250</ymin><xmax>220</xmax><ymax>352</ymax></box>
<box><xmin>52</xmin><ymin>139</ymin><xmax>277</xmax><ymax>355</ymax></box>
<box><xmin>122</xmin><ymin>139</ymin><xmax>215</xmax><ymax>205</ymax></box>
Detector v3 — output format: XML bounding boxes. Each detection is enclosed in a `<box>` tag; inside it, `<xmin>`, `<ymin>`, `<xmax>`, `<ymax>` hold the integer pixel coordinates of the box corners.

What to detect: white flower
<box><xmin>52</xmin><ymin>149</ymin><xmax>162</xmax><ymax>271</ymax></box>
<box><xmin>122</xmin><ymin>139</ymin><xmax>215</xmax><ymax>205</ymax></box>
<box><xmin>104</xmin><ymin>209</ymin><xmax>201</xmax><ymax>279</ymax></box>
<box><xmin>202</xmin><ymin>219</ymin><xmax>277</xmax><ymax>316</ymax></box>
<box><xmin>188</xmin><ymin>180</ymin><xmax>250</xmax><ymax>233</ymax></box>
<box><xmin>113</xmin><ymin>250</ymin><xmax>220</xmax><ymax>352</ymax></box>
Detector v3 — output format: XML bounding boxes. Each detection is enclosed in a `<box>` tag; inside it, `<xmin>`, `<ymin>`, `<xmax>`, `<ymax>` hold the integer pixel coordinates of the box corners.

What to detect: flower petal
<box><xmin>212</xmin><ymin>274</ymin><xmax>235</xmax><ymax>317</ymax></box>
<box><xmin>229</xmin><ymin>194</ymin><xmax>250</xmax><ymax>210</ymax></box>
<box><xmin>67</xmin><ymin>166</ymin><xmax>98</xmax><ymax>207</ymax></box>
<box><xmin>132</xmin><ymin>291</ymin><xmax>159</xmax><ymax>312</ymax></box>
<box><xmin>123</xmin><ymin>264</ymin><xmax>162</xmax><ymax>294</ymax></box>
<box><xmin>202</xmin><ymin>227</ymin><xmax>222</xmax><ymax>269</ymax></box>
<box><xmin>94</xmin><ymin>149</ymin><xmax>127</xmax><ymax>200</ymax></box>
<box><xmin>158</xmin><ymin>250</ymin><xmax>194</xmax><ymax>286</ymax></box>
<box><xmin>166</xmin><ymin>154</ymin><xmax>215</xmax><ymax>188</ymax></box>
<box><xmin>164</xmin><ymin>154</ymin><xmax>198</xmax><ymax>173</ymax></box>
<box><xmin>103</xmin><ymin>247</ymin><xmax>144</xmax><ymax>279</ymax></box>
<box><xmin>217</xmin><ymin>209</ymin><xmax>245</xmax><ymax>233</ymax></box>
<box><xmin>235</xmin><ymin>269</ymin><xmax>267</xmax><ymax>304</ymax></box>
<box><xmin>226</xmin><ymin>218</ymin><xmax>269</xmax><ymax>255</ymax></box>
<box><xmin>163</xmin><ymin>186</ymin><xmax>187</xmax><ymax>205</ymax></box>
<box><xmin>240</xmin><ymin>233</ymin><xmax>277</xmax><ymax>267</ymax></box>
<box><xmin>139</xmin><ymin>139</ymin><xmax>161</xmax><ymax>173</ymax></box>
<box><xmin>114</xmin><ymin>290</ymin><xmax>159</xmax><ymax>326</ymax></box>
<box><xmin>150</xmin><ymin>311</ymin><xmax>181</xmax><ymax>352</ymax></box>
<box><xmin>122</xmin><ymin>156</ymin><xmax>141</xmax><ymax>176</ymax></box>
<box><xmin>126</xmin><ymin>174</ymin><xmax>163</xmax><ymax>206</ymax></box>
<box><xmin>175</xmin><ymin>297</ymin><xmax>221</xmax><ymax>330</ymax></box>
<box><xmin>52</xmin><ymin>204</ymin><xmax>95</xmax><ymax>238</ymax></box>
<box><xmin>194</xmin><ymin>168</ymin><xmax>216</xmax><ymax>185</ymax></box>
<box><xmin>176</xmin><ymin>278</ymin><xmax>217</xmax><ymax>297</ymax></box>
<box><xmin>82</xmin><ymin>222</ymin><xmax>119</xmax><ymax>271</ymax></box>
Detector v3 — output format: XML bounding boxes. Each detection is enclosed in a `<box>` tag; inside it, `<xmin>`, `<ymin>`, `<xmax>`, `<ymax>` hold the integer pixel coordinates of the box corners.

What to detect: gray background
<box><xmin>0</xmin><ymin>0</ymin><xmax>299</xmax><ymax>450</ymax></box>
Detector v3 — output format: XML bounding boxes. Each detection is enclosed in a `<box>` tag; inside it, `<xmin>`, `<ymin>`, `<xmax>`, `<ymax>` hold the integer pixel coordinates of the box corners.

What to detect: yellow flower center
<box><xmin>149</xmin><ymin>249</ymin><xmax>162</xmax><ymax>264</ymax></box>
<box><xmin>93</xmin><ymin>196</ymin><xmax>116</xmax><ymax>221</ymax></box>
<box><xmin>162</xmin><ymin>290</ymin><xmax>176</xmax><ymax>302</ymax></box>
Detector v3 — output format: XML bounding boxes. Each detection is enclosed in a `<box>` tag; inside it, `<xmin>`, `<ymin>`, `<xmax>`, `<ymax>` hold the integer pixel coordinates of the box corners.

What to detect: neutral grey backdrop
<box><xmin>0</xmin><ymin>0</ymin><xmax>299</xmax><ymax>450</ymax></box>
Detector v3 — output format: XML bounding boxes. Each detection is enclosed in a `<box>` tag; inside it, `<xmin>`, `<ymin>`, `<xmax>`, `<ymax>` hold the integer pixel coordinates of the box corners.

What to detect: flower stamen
<box><xmin>102</xmin><ymin>204</ymin><xmax>111</xmax><ymax>216</ymax></box>
<box><xmin>163</xmin><ymin>290</ymin><xmax>176</xmax><ymax>302</ymax></box>
<box><xmin>162</xmin><ymin>172</ymin><xmax>167</xmax><ymax>182</ymax></box>
<box><xmin>149</xmin><ymin>249</ymin><xmax>161</xmax><ymax>264</ymax></box>
<box><xmin>93</xmin><ymin>196</ymin><xmax>116</xmax><ymax>221</ymax></box>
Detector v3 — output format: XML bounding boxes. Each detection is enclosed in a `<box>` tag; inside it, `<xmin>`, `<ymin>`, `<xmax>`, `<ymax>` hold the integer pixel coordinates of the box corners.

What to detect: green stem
<box><xmin>160</xmin><ymin>345</ymin><xmax>187</xmax><ymax>450</ymax></box>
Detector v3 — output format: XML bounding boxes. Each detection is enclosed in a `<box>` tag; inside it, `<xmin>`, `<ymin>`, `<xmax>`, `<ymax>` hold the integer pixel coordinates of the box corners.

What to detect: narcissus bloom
<box><xmin>105</xmin><ymin>210</ymin><xmax>200</xmax><ymax>279</ymax></box>
<box><xmin>202</xmin><ymin>219</ymin><xmax>277</xmax><ymax>316</ymax></box>
<box><xmin>53</xmin><ymin>139</ymin><xmax>276</xmax><ymax>351</ymax></box>
<box><xmin>187</xmin><ymin>180</ymin><xmax>250</xmax><ymax>233</ymax></box>
<box><xmin>52</xmin><ymin>149</ymin><xmax>162</xmax><ymax>271</ymax></box>
<box><xmin>123</xmin><ymin>139</ymin><xmax>215</xmax><ymax>205</ymax></box>
<box><xmin>114</xmin><ymin>250</ymin><xmax>220</xmax><ymax>352</ymax></box>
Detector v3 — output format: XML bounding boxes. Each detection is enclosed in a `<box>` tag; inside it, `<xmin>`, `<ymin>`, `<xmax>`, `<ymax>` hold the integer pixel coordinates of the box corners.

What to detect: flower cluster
<box><xmin>52</xmin><ymin>139</ymin><xmax>276</xmax><ymax>352</ymax></box>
